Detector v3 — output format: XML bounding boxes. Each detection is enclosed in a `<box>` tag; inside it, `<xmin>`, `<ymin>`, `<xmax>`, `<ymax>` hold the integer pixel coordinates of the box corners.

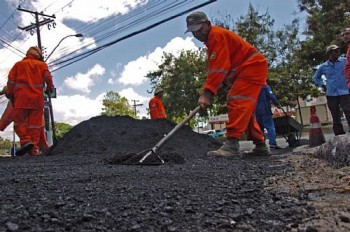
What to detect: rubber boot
<box><xmin>15</xmin><ymin>142</ymin><xmax>34</xmax><ymax>156</ymax></box>
<box><xmin>244</xmin><ymin>142</ymin><xmax>271</xmax><ymax>156</ymax></box>
<box><xmin>207</xmin><ymin>138</ymin><xmax>240</xmax><ymax>157</ymax></box>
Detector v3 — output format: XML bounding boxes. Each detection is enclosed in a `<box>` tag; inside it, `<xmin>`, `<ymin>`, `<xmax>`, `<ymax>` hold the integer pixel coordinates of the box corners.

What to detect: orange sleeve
<box><xmin>203</xmin><ymin>32</ymin><xmax>231</xmax><ymax>94</ymax></box>
<box><xmin>149</xmin><ymin>97</ymin><xmax>166</xmax><ymax>119</ymax></box>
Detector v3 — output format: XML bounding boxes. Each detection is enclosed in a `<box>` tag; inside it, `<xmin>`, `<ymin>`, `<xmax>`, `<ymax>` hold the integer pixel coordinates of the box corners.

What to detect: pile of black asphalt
<box><xmin>0</xmin><ymin>115</ymin><xmax>324</xmax><ymax>231</ymax></box>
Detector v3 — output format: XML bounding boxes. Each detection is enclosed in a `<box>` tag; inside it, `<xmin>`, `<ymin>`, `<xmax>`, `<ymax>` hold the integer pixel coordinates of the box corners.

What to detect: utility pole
<box><xmin>132</xmin><ymin>100</ymin><xmax>143</xmax><ymax>118</ymax></box>
<box><xmin>17</xmin><ymin>6</ymin><xmax>56</xmax><ymax>51</ymax></box>
<box><xmin>17</xmin><ymin>6</ymin><xmax>56</xmax><ymax>146</ymax></box>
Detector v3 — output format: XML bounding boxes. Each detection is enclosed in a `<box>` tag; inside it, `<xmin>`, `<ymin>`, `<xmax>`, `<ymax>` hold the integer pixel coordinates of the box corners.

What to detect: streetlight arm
<box><xmin>45</xmin><ymin>33</ymin><xmax>83</xmax><ymax>62</ymax></box>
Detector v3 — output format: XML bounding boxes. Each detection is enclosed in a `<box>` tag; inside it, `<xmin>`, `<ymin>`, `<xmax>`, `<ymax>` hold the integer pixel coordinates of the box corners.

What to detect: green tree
<box><xmin>55</xmin><ymin>122</ymin><xmax>73</xmax><ymax>140</ymax></box>
<box><xmin>146</xmin><ymin>49</ymin><xmax>211</xmax><ymax>125</ymax></box>
<box><xmin>298</xmin><ymin>0</ymin><xmax>350</xmax><ymax>66</ymax></box>
<box><xmin>101</xmin><ymin>91</ymin><xmax>136</xmax><ymax>118</ymax></box>
<box><xmin>235</xmin><ymin>3</ymin><xmax>277</xmax><ymax>66</ymax></box>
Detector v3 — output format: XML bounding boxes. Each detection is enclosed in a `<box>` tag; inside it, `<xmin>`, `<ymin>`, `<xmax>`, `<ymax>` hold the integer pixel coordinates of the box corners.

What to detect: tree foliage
<box><xmin>101</xmin><ymin>91</ymin><xmax>136</xmax><ymax>118</ymax></box>
<box><xmin>55</xmin><ymin>122</ymin><xmax>73</xmax><ymax>140</ymax></box>
<box><xmin>146</xmin><ymin>50</ymin><xmax>211</xmax><ymax>125</ymax></box>
<box><xmin>298</xmin><ymin>0</ymin><xmax>350</xmax><ymax>66</ymax></box>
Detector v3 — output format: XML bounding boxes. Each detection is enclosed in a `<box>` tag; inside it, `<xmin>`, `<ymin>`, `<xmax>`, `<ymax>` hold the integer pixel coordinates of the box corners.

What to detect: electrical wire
<box><xmin>0</xmin><ymin>0</ymin><xmax>216</xmax><ymax>70</ymax></box>
<box><xmin>49</xmin><ymin>0</ymin><xmax>217</xmax><ymax>72</ymax></box>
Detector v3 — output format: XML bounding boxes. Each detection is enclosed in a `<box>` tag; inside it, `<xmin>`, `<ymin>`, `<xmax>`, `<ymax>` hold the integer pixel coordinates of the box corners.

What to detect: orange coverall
<box><xmin>204</xmin><ymin>26</ymin><xmax>268</xmax><ymax>143</ymax></box>
<box><xmin>6</xmin><ymin>56</ymin><xmax>54</xmax><ymax>154</ymax></box>
<box><xmin>0</xmin><ymin>101</ymin><xmax>49</xmax><ymax>150</ymax></box>
<box><xmin>149</xmin><ymin>96</ymin><xmax>167</xmax><ymax>119</ymax></box>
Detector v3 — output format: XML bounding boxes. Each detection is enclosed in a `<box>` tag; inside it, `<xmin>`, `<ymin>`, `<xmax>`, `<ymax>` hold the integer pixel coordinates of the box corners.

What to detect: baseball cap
<box><xmin>325</xmin><ymin>44</ymin><xmax>340</xmax><ymax>54</ymax></box>
<box><xmin>154</xmin><ymin>86</ymin><xmax>164</xmax><ymax>94</ymax></box>
<box><xmin>185</xmin><ymin>11</ymin><xmax>208</xmax><ymax>33</ymax></box>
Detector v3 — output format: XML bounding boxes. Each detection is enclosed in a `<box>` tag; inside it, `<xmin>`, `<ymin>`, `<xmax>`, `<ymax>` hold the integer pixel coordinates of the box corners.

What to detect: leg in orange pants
<box><xmin>208</xmin><ymin>61</ymin><xmax>269</xmax><ymax>157</ymax></box>
<box><xmin>226</xmin><ymin>79</ymin><xmax>264</xmax><ymax>144</ymax></box>
<box><xmin>14</xmin><ymin>108</ymin><xmax>43</xmax><ymax>155</ymax></box>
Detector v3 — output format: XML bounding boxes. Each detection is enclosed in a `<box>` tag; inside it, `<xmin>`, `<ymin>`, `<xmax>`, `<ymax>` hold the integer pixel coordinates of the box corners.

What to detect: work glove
<box><xmin>198</xmin><ymin>90</ymin><xmax>214</xmax><ymax>109</ymax></box>
<box><xmin>45</xmin><ymin>87</ymin><xmax>54</xmax><ymax>96</ymax></box>
<box><xmin>321</xmin><ymin>84</ymin><xmax>327</xmax><ymax>92</ymax></box>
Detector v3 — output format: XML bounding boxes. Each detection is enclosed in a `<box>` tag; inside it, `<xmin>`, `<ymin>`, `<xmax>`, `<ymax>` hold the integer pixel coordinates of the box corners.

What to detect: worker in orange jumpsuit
<box><xmin>149</xmin><ymin>86</ymin><xmax>167</xmax><ymax>119</ymax></box>
<box><xmin>185</xmin><ymin>11</ymin><xmax>270</xmax><ymax>157</ymax></box>
<box><xmin>6</xmin><ymin>46</ymin><xmax>54</xmax><ymax>156</ymax></box>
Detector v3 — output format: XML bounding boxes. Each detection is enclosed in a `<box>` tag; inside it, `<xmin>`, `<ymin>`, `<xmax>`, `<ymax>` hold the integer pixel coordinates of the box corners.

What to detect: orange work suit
<box><xmin>0</xmin><ymin>100</ymin><xmax>49</xmax><ymax>151</ymax></box>
<box><xmin>149</xmin><ymin>96</ymin><xmax>167</xmax><ymax>119</ymax></box>
<box><xmin>6</xmin><ymin>56</ymin><xmax>54</xmax><ymax>154</ymax></box>
<box><xmin>0</xmin><ymin>101</ymin><xmax>15</xmax><ymax>131</ymax></box>
<box><xmin>204</xmin><ymin>26</ymin><xmax>268</xmax><ymax>143</ymax></box>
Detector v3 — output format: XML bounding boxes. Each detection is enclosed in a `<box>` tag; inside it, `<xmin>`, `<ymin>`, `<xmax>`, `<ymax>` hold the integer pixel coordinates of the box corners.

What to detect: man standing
<box><xmin>185</xmin><ymin>11</ymin><xmax>270</xmax><ymax>157</ymax></box>
<box><xmin>313</xmin><ymin>44</ymin><xmax>350</xmax><ymax>135</ymax></box>
<box><xmin>6</xmin><ymin>46</ymin><xmax>54</xmax><ymax>156</ymax></box>
<box><xmin>149</xmin><ymin>86</ymin><xmax>167</xmax><ymax>119</ymax></box>
<box><xmin>256</xmin><ymin>85</ymin><xmax>282</xmax><ymax>149</ymax></box>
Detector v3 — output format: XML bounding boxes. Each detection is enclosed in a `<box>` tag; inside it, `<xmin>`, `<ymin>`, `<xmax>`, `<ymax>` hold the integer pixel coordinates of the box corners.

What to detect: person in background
<box><xmin>313</xmin><ymin>44</ymin><xmax>350</xmax><ymax>135</ymax></box>
<box><xmin>149</xmin><ymin>86</ymin><xmax>167</xmax><ymax>119</ymax></box>
<box><xmin>0</xmin><ymin>87</ymin><xmax>15</xmax><ymax>132</ymax></box>
<box><xmin>256</xmin><ymin>84</ymin><xmax>282</xmax><ymax>149</ymax></box>
<box><xmin>342</xmin><ymin>27</ymin><xmax>350</xmax><ymax>90</ymax></box>
<box><xmin>6</xmin><ymin>46</ymin><xmax>54</xmax><ymax>156</ymax></box>
<box><xmin>185</xmin><ymin>11</ymin><xmax>270</xmax><ymax>157</ymax></box>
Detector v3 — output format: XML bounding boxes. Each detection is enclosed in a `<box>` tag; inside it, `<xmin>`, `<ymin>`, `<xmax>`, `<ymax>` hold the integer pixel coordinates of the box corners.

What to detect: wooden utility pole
<box><xmin>132</xmin><ymin>100</ymin><xmax>143</xmax><ymax>118</ymax></box>
<box><xmin>17</xmin><ymin>6</ymin><xmax>56</xmax><ymax>51</ymax></box>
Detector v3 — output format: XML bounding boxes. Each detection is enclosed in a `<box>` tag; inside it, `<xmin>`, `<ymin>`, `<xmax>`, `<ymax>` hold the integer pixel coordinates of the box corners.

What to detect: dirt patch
<box><xmin>265</xmin><ymin>153</ymin><xmax>350</xmax><ymax>231</ymax></box>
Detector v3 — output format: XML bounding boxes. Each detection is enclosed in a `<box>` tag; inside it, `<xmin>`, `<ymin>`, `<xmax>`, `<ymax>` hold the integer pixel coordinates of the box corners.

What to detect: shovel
<box><xmin>136</xmin><ymin>106</ymin><xmax>201</xmax><ymax>165</ymax></box>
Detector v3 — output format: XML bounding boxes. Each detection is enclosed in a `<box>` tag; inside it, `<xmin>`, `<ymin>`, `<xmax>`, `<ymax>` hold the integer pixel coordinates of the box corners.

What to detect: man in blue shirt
<box><xmin>313</xmin><ymin>44</ymin><xmax>350</xmax><ymax>135</ymax></box>
<box><xmin>256</xmin><ymin>84</ymin><xmax>282</xmax><ymax>149</ymax></box>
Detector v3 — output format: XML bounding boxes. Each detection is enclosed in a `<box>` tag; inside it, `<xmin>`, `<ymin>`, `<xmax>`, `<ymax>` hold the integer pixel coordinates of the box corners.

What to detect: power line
<box><xmin>48</xmin><ymin>0</ymin><xmax>217</xmax><ymax>72</ymax></box>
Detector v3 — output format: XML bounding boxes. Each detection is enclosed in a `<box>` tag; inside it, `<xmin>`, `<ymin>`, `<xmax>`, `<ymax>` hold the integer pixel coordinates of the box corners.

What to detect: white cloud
<box><xmin>52</xmin><ymin>94</ymin><xmax>104</xmax><ymax>125</ymax></box>
<box><xmin>119</xmin><ymin>87</ymin><xmax>150</xmax><ymax>118</ymax></box>
<box><xmin>34</xmin><ymin>0</ymin><xmax>148</xmax><ymax>23</ymax></box>
<box><xmin>118</xmin><ymin>37</ymin><xmax>198</xmax><ymax>85</ymax></box>
<box><xmin>63</xmin><ymin>64</ymin><xmax>105</xmax><ymax>93</ymax></box>
<box><xmin>119</xmin><ymin>87</ymin><xmax>149</xmax><ymax>105</ymax></box>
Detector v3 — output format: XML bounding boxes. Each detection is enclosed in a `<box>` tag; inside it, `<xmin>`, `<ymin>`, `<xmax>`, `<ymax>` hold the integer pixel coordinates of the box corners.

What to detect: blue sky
<box><xmin>0</xmin><ymin>0</ymin><xmax>304</xmax><ymax>139</ymax></box>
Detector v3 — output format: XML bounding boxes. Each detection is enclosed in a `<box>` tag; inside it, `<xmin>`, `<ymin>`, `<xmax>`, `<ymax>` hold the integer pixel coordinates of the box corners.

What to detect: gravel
<box><xmin>0</xmin><ymin>115</ymin><xmax>349</xmax><ymax>231</ymax></box>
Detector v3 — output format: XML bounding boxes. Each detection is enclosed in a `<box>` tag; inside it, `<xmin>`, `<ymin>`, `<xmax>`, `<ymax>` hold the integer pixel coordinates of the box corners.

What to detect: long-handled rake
<box><xmin>121</xmin><ymin>106</ymin><xmax>201</xmax><ymax>165</ymax></box>
<box><xmin>139</xmin><ymin>106</ymin><xmax>201</xmax><ymax>164</ymax></box>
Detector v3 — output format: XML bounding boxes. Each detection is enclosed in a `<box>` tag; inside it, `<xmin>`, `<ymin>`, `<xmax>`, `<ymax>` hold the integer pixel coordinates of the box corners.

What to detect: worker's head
<box><xmin>26</xmin><ymin>46</ymin><xmax>43</xmax><ymax>60</ymax></box>
<box><xmin>326</xmin><ymin>44</ymin><xmax>340</xmax><ymax>61</ymax></box>
<box><xmin>185</xmin><ymin>11</ymin><xmax>211</xmax><ymax>42</ymax></box>
<box><xmin>154</xmin><ymin>86</ymin><xmax>164</xmax><ymax>97</ymax></box>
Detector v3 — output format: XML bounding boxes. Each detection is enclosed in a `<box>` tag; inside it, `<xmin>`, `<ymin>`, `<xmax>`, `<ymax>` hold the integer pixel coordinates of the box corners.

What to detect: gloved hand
<box><xmin>321</xmin><ymin>84</ymin><xmax>327</xmax><ymax>92</ymax></box>
<box><xmin>198</xmin><ymin>90</ymin><xmax>214</xmax><ymax>109</ymax></box>
<box><xmin>45</xmin><ymin>88</ymin><xmax>54</xmax><ymax>96</ymax></box>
